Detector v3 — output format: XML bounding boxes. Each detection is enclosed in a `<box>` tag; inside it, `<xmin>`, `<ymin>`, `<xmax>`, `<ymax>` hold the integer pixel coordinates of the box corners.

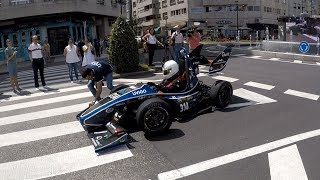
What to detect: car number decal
<box><xmin>180</xmin><ymin>102</ymin><xmax>189</xmax><ymax>112</ymax></box>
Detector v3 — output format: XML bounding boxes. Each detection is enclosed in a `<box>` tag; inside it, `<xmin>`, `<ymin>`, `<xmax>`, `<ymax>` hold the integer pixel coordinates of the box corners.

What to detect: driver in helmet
<box><xmin>156</xmin><ymin>60</ymin><xmax>186</xmax><ymax>93</ymax></box>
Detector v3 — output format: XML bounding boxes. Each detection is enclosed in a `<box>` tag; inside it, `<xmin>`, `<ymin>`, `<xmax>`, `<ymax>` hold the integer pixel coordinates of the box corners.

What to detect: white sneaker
<box><xmin>71</xmin><ymin>81</ymin><xmax>74</xmax><ymax>83</ymax></box>
<box><xmin>35</xmin><ymin>87</ymin><xmax>40</xmax><ymax>91</ymax></box>
<box><xmin>43</xmin><ymin>85</ymin><xmax>49</xmax><ymax>89</ymax></box>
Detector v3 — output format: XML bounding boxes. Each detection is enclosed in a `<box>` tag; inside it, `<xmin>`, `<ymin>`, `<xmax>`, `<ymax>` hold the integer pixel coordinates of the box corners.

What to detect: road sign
<box><xmin>299</xmin><ymin>41</ymin><xmax>310</xmax><ymax>54</ymax></box>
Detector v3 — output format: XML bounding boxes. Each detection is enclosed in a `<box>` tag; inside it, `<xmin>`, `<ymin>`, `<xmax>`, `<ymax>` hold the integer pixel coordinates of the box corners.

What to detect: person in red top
<box><xmin>186</xmin><ymin>26</ymin><xmax>201</xmax><ymax>52</ymax></box>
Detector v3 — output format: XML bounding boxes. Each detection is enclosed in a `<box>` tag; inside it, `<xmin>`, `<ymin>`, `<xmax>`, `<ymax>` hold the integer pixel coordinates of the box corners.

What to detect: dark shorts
<box><xmin>7</xmin><ymin>63</ymin><xmax>17</xmax><ymax>76</ymax></box>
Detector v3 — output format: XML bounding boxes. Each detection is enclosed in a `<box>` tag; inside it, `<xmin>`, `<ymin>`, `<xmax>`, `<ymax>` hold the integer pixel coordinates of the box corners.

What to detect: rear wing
<box><xmin>208</xmin><ymin>46</ymin><xmax>232</xmax><ymax>74</ymax></box>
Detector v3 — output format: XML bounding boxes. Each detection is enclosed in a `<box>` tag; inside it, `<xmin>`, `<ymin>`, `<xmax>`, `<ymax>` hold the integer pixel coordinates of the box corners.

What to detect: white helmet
<box><xmin>162</xmin><ymin>60</ymin><xmax>179</xmax><ymax>80</ymax></box>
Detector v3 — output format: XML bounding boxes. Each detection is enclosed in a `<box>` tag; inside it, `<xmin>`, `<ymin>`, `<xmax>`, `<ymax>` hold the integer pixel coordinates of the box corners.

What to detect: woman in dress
<box><xmin>143</xmin><ymin>28</ymin><xmax>164</xmax><ymax>66</ymax></box>
<box><xmin>5</xmin><ymin>39</ymin><xmax>21</xmax><ymax>93</ymax></box>
<box><xmin>63</xmin><ymin>39</ymin><xmax>81</xmax><ymax>83</ymax></box>
<box><xmin>82</xmin><ymin>39</ymin><xmax>95</xmax><ymax>68</ymax></box>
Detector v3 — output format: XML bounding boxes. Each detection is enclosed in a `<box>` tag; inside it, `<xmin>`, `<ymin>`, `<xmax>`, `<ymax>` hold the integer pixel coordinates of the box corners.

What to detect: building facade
<box><xmin>0</xmin><ymin>0</ymin><xmax>122</xmax><ymax>61</ymax></box>
<box><xmin>287</xmin><ymin>0</ymin><xmax>320</xmax><ymax>17</ymax></box>
<box><xmin>132</xmin><ymin>0</ymin><xmax>289</xmax><ymax>38</ymax></box>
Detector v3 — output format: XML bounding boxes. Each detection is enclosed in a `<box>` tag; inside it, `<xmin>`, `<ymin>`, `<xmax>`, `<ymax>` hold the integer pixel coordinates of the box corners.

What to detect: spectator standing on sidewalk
<box><xmin>77</xmin><ymin>39</ymin><xmax>85</xmax><ymax>61</ymax></box>
<box><xmin>187</xmin><ymin>26</ymin><xmax>201</xmax><ymax>52</ymax></box>
<box><xmin>99</xmin><ymin>38</ymin><xmax>104</xmax><ymax>55</ymax></box>
<box><xmin>142</xmin><ymin>28</ymin><xmax>164</xmax><ymax>66</ymax></box>
<box><xmin>28</xmin><ymin>35</ymin><xmax>48</xmax><ymax>91</ymax></box>
<box><xmin>81</xmin><ymin>60</ymin><xmax>113</xmax><ymax>106</ymax></box>
<box><xmin>82</xmin><ymin>39</ymin><xmax>95</xmax><ymax>68</ymax></box>
<box><xmin>43</xmin><ymin>40</ymin><xmax>51</xmax><ymax>64</ymax></box>
<box><xmin>171</xmin><ymin>27</ymin><xmax>184</xmax><ymax>62</ymax></box>
<box><xmin>5</xmin><ymin>39</ymin><xmax>21</xmax><ymax>93</ymax></box>
<box><xmin>63</xmin><ymin>39</ymin><xmax>81</xmax><ymax>83</ymax></box>
<box><xmin>94</xmin><ymin>39</ymin><xmax>101</xmax><ymax>57</ymax></box>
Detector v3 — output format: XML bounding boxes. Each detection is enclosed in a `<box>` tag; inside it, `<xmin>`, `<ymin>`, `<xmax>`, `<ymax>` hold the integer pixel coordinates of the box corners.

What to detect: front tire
<box><xmin>210</xmin><ymin>81</ymin><xmax>233</xmax><ymax>108</ymax></box>
<box><xmin>136</xmin><ymin>98</ymin><xmax>173</xmax><ymax>135</ymax></box>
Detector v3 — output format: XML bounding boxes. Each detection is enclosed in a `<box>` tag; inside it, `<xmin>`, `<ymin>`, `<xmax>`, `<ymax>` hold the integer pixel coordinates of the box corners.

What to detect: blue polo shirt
<box><xmin>86</xmin><ymin>61</ymin><xmax>113</xmax><ymax>82</ymax></box>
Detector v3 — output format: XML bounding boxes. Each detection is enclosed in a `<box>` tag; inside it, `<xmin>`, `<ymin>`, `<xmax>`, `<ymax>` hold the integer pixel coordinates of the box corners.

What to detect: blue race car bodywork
<box><xmin>77</xmin><ymin>45</ymin><xmax>233</xmax><ymax>154</ymax></box>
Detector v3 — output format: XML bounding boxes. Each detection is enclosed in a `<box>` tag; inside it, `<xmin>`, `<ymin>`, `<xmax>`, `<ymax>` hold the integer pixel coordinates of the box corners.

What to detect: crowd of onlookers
<box><xmin>4</xmin><ymin>35</ymin><xmax>110</xmax><ymax>94</ymax></box>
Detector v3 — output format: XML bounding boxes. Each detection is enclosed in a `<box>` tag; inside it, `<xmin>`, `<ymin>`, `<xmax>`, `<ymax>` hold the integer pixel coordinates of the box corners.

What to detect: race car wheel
<box><xmin>110</xmin><ymin>84</ymin><xmax>129</xmax><ymax>94</ymax></box>
<box><xmin>210</xmin><ymin>80</ymin><xmax>233</xmax><ymax>108</ymax></box>
<box><xmin>136</xmin><ymin>98</ymin><xmax>172</xmax><ymax>135</ymax></box>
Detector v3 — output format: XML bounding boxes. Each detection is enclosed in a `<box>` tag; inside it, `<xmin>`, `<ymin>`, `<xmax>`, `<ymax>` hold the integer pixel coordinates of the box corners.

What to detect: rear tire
<box><xmin>136</xmin><ymin>98</ymin><xmax>173</xmax><ymax>135</ymax></box>
<box><xmin>210</xmin><ymin>81</ymin><xmax>233</xmax><ymax>108</ymax></box>
<box><xmin>110</xmin><ymin>84</ymin><xmax>129</xmax><ymax>94</ymax></box>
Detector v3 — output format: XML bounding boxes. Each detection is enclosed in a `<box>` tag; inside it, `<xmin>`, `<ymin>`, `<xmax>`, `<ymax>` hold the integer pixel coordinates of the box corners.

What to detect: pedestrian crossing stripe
<box><xmin>0</xmin><ymin>145</ymin><xmax>132</xmax><ymax>180</ymax></box>
<box><xmin>0</xmin><ymin>121</ymin><xmax>83</xmax><ymax>148</ymax></box>
<box><xmin>268</xmin><ymin>145</ymin><xmax>308</xmax><ymax>180</ymax></box>
<box><xmin>0</xmin><ymin>92</ymin><xmax>92</xmax><ymax>113</ymax></box>
<box><xmin>0</xmin><ymin>85</ymin><xmax>88</xmax><ymax>103</ymax></box>
<box><xmin>0</xmin><ymin>103</ymin><xmax>87</xmax><ymax>126</ymax></box>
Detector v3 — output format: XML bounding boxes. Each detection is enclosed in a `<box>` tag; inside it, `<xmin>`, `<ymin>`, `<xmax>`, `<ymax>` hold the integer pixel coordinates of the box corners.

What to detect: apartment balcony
<box><xmin>136</xmin><ymin>0</ymin><xmax>157</xmax><ymax>8</ymax></box>
<box><xmin>0</xmin><ymin>0</ymin><xmax>120</xmax><ymax>21</ymax></box>
<box><xmin>138</xmin><ymin>8</ymin><xmax>159</xmax><ymax>18</ymax></box>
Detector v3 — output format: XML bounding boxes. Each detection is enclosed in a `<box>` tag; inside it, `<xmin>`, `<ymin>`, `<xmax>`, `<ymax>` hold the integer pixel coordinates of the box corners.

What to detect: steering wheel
<box><xmin>147</xmin><ymin>82</ymin><xmax>159</xmax><ymax>91</ymax></box>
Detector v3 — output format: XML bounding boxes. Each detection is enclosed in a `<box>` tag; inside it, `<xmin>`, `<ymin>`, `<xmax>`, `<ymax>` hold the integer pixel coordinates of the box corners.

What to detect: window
<box><xmin>254</xmin><ymin>6</ymin><xmax>260</xmax><ymax>11</ymax></box>
<box><xmin>163</xmin><ymin>12</ymin><xmax>168</xmax><ymax>20</ymax></box>
<box><xmin>162</xmin><ymin>0</ymin><xmax>167</xmax><ymax>8</ymax></box>
<box><xmin>170</xmin><ymin>0</ymin><xmax>175</xmax><ymax>6</ymax></box>
<box><xmin>97</xmin><ymin>0</ymin><xmax>105</xmax><ymax>5</ymax></box>
<box><xmin>133</xmin><ymin>11</ymin><xmax>137</xmax><ymax>18</ymax></box>
<box><xmin>177</xmin><ymin>0</ymin><xmax>184</xmax><ymax>4</ymax></box>
<box><xmin>111</xmin><ymin>0</ymin><xmax>117</xmax><ymax>8</ymax></box>
<box><xmin>170</xmin><ymin>8</ymin><xmax>187</xmax><ymax>16</ymax></box>
<box><xmin>10</xmin><ymin>0</ymin><xmax>33</xmax><ymax>6</ymax></box>
<box><xmin>133</xmin><ymin>1</ymin><xmax>136</xmax><ymax>7</ymax></box>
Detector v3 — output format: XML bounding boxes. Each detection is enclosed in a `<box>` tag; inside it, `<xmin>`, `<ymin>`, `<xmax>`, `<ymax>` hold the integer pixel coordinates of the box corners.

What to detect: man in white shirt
<box><xmin>28</xmin><ymin>35</ymin><xmax>47</xmax><ymax>90</ymax></box>
<box><xmin>171</xmin><ymin>27</ymin><xmax>184</xmax><ymax>62</ymax></box>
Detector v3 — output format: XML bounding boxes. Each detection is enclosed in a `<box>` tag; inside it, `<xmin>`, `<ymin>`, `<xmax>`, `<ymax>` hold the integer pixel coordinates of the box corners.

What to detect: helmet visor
<box><xmin>163</xmin><ymin>69</ymin><xmax>171</xmax><ymax>75</ymax></box>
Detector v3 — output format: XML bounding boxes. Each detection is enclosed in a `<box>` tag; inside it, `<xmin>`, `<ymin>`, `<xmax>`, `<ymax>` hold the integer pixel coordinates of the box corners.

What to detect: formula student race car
<box><xmin>76</xmin><ymin>45</ymin><xmax>233</xmax><ymax>154</ymax></box>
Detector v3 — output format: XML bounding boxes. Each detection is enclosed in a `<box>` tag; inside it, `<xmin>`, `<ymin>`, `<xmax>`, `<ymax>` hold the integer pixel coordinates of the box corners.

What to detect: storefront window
<box><xmin>12</xmin><ymin>34</ymin><xmax>18</xmax><ymax>47</ymax></box>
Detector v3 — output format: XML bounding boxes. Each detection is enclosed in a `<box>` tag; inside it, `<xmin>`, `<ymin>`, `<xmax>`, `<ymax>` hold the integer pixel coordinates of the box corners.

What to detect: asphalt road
<box><xmin>0</xmin><ymin>50</ymin><xmax>319</xmax><ymax>180</ymax></box>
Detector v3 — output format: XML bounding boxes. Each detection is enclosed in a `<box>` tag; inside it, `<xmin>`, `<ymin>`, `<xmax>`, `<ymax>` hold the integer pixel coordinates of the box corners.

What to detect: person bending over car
<box><xmin>81</xmin><ymin>60</ymin><xmax>113</xmax><ymax>106</ymax></box>
<box><xmin>155</xmin><ymin>60</ymin><xmax>186</xmax><ymax>93</ymax></box>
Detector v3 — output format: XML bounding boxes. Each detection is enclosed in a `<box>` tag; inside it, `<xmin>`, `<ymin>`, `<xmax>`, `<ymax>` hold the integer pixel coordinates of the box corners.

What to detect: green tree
<box><xmin>108</xmin><ymin>16</ymin><xmax>139</xmax><ymax>73</ymax></box>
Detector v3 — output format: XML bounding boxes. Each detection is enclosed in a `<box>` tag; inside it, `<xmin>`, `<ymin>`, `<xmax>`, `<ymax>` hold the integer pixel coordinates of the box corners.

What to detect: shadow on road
<box><xmin>0</xmin><ymin>94</ymin><xmax>12</xmax><ymax>100</ymax></box>
<box><xmin>145</xmin><ymin>129</ymin><xmax>185</xmax><ymax>141</ymax></box>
